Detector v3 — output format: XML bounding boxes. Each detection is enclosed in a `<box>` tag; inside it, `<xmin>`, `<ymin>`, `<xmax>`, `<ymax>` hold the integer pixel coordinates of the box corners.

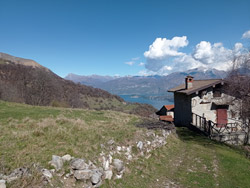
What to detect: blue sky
<box><xmin>0</xmin><ymin>0</ymin><xmax>250</xmax><ymax>77</ymax></box>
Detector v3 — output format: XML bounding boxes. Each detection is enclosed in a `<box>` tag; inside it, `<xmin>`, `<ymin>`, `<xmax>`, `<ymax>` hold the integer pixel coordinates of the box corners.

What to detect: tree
<box><xmin>225</xmin><ymin>52</ymin><xmax>250</xmax><ymax>144</ymax></box>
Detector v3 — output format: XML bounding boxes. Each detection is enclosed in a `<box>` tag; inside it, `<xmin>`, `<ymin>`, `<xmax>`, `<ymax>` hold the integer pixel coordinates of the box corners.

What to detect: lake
<box><xmin>119</xmin><ymin>95</ymin><xmax>173</xmax><ymax>110</ymax></box>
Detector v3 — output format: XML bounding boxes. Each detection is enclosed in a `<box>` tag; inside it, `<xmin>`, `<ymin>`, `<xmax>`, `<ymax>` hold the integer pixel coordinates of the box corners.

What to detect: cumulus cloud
<box><xmin>192</xmin><ymin>41</ymin><xmax>244</xmax><ymax>70</ymax></box>
<box><xmin>142</xmin><ymin>36</ymin><xmax>244</xmax><ymax>75</ymax></box>
<box><xmin>144</xmin><ymin>36</ymin><xmax>188</xmax><ymax>59</ymax></box>
<box><xmin>144</xmin><ymin>36</ymin><xmax>188</xmax><ymax>73</ymax></box>
<box><xmin>242</xmin><ymin>30</ymin><xmax>250</xmax><ymax>39</ymax></box>
<box><xmin>125</xmin><ymin>61</ymin><xmax>135</xmax><ymax>66</ymax></box>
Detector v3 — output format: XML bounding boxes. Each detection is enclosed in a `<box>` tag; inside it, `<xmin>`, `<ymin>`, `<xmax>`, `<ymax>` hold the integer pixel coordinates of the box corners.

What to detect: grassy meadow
<box><xmin>0</xmin><ymin>100</ymin><xmax>250</xmax><ymax>188</ymax></box>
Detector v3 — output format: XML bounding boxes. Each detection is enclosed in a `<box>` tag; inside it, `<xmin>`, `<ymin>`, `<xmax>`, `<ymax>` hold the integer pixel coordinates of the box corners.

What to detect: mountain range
<box><xmin>65</xmin><ymin>68</ymin><xmax>227</xmax><ymax>96</ymax></box>
<box><xmin>0</xmin><ymin>52</ymin><xmax>156</xmax><ymax>116</ymax></box>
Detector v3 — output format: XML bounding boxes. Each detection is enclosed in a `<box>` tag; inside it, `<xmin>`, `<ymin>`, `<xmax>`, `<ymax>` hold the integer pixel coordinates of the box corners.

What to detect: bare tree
<box><xmin>225</xmin><ymin>52</ymin><xmax>250</xmax><ymax>144</ymax></box>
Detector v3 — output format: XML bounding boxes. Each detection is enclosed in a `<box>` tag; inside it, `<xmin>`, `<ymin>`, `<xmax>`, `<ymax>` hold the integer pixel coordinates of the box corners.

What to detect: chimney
<box><xmin>185</xmin><ymin>76</ymin><xmax>194</xmax><ymax>89</ymax></box>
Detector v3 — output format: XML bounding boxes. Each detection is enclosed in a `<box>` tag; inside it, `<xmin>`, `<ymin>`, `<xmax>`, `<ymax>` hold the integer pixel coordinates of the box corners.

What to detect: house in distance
<box><xmin>156</xmin><ymin>104</ymin><xmax>174</xmax><ymax>123</ymax></box>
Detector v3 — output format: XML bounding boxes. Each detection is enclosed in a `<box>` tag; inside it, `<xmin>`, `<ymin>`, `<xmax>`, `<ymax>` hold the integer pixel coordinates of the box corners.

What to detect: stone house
<box><xmin>168</xmin><ymin>76</ymin><xmax>240</xmax><ymax>126</ymax></box>
<box><xmin>168</xmin><ymin>76</ymin><xmax>247</xmax><ymax>144</ymax></box>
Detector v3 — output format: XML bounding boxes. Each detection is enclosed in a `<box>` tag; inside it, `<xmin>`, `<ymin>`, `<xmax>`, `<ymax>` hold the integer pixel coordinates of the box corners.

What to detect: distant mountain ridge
<box><xmin>65</xmin><ymin>68</ymin><xmax>227</xmax><ymax>95</ymax></box>
<box><xmin>65</xmin><ymin>73</ymin><xmax>116</xmax><ymax>87</ymax></box>
<box><xmin>0</xmin><ymin>52</ymin><xmax>156</xmax><ymax>116</ymax></box>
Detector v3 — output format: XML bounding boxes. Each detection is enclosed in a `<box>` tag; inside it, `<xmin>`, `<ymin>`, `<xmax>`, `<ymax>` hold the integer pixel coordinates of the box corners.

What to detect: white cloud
<box><xmin>144</xmin><ymin>36</ymin><xmax>188</xmax><ymax>73</ymax></box>
<box><xmin>242</xmin><ymin>30</ymin><xmax>250</xmax><ymax>39</ymax></box>
<box><xmin>143</xmin><ymin>35</ymin><xmax>244</xmax><ymax>75</ymax></box>
<box><xmin>144</xmin><ymin>36</ymin><xmax>188</xmax><ymax>59</ymax></box>
<box><xmin>139</xmin><ymin>62</ymin><xmax>145</xmax><ymax>66</ymax></box>
<box><xmin>192</xmin><ymin>41</ymin><xmax>243</xmax><ymax>71</ymax></box>
<box><xmin>125</xmin><ymin>61</ymin><xmax>135</xmax><ymax>66</ymax></box>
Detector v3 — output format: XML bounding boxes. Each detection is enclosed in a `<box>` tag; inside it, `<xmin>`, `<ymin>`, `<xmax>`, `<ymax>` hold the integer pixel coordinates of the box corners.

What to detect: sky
<box><xmin>0</xmin><ymin>0</ymin><xmax>250</xmax><ymax>77</ymax></box>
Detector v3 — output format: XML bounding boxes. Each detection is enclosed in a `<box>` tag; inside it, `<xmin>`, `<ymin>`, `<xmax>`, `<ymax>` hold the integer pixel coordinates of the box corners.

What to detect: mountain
<box><xmin>65</xmin><ymin>73</ymin><xmax>116</xmax><ymax>87</ymax></box>
<box><xmin>65</xmin><ymin>68</ymin><xmax>227</xmax><ymax>96</ymax></box>
<box><xmin>0</xmin><ymin>52</ymin><xmax>156</xmax><ymax>116</ymax></box>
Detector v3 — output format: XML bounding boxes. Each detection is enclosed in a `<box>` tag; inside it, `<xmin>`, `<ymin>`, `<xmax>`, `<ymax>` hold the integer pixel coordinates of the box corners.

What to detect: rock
<box><xmin>0</xmin><ymin>180</ymin><xmax>6</xmax><ymax>188</ymax></box>
<box><xmin>116</xmin><ymin>146</ymin><xmax>121</xmax><ymax>152</ymax></box>
<box><xmin>88</xmin><ymin>161</ymin><xmax>97</xmax><ymax>170</ymax></box>
<box><xmin>71</xmin><ymin>158</ymin><xmax>88</xmax><ymax>170</ymax></box>
<box><xmin>107</xmin><ymin>139</ymin><xmax>115</xmax><ymax>145</ymax></box>
<box><xmin>74</xmin><ymin>169</ymin><xmax>93</xmax><ymax>180</ymax></box>
<box><xmin>42</xmin><ymin>169</ymin><xmax>53</xmax><ymax>179</ymax></box>
<box><xmin>7</xmin><ymin>167</ymin><xmax>29</xmax><ymax>183</ymax></box>
<box><xmin>108</xmin><ymin>154</ymin><xmax>112</xmax><ymax>164</ymax></box>
<box><xmin>122</xmin><ymin>146</ymin><xmax>126</xmax><ymax>151</ymax></box>
<box><xmin>104</xmin><ymin>170</ymin><xmax>113</xmax><ymax>180</ymax></box>
<box><xmin>127</xmin><ymin>154</ymin><xmax>132</xmax><ymax>161</ymax></box>
<box><xmin>62</xmin><ymin>154</ymin><xmax>72</xmax><ymax>162</ymax></box>
<box><xmin>126</xmin><ymin>146</ymin><xmax>132</xmax><ymax>153</ymax></box>
<box><xmin>91</xmin><ymin>169</ymin><xmax>103</xmax><ymax>185</ymax></box>
<box><xmin>103</xmin><ymin>159</ymin><xmax>109</xmax><ymax>171</ymax></box>
<box><xmin>137</xmin><ymin>141</ymin><xmax>143</xmax><ymax>150</ymax></box>
<box><xmin>50</xmin><ymin>155</ymin><xmax>63</xmax><ymax>171</ymax></box>
<box><xmin>115</xmin><ymin>174</ymin><xmax>123</xmax><ymax>179</ymax></box>
<box><xmin>113</xmin><ymin>159</ymin><xmax>124</xmax><ymax>172</ymax></box>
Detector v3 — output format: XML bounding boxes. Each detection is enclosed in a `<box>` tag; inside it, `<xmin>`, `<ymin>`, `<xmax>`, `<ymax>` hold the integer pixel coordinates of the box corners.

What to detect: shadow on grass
<box><xmin>177</xmin><ymin>127</ymin><xmax>230</xmax><ymax>148</ymax></box>
<box><xmin>176</xmin><ymin>126</ymin><xmax>250</xmax><ymax>158</ymax></box>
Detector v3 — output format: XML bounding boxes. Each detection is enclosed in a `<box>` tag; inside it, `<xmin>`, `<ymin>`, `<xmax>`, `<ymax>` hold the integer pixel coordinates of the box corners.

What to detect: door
<box><xmin>216</xmin><ymin>109</ymin><xmax>227</xmax><ymax>127</ymax></box>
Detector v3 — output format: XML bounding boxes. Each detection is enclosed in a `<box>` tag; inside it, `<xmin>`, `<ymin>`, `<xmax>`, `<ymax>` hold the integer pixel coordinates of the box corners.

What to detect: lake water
<box><xmin>119</xmin><ymin>95</ymin><xmax>173</xmax><ymax>110</ymax></box>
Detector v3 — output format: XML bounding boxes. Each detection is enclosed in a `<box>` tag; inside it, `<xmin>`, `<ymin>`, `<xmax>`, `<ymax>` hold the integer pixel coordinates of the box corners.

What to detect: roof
<box><xmin>164</xmin><ymin>104</ymin><xmax>175</xmax><ymax>111</ymax></box>
<box><xmin>159</xmin><ymin>115</ymin><xmax>174</xmax><ymax>122</ymax></box>
<box><xmin>168</xmin><ymin>79</ymin><xmax>224</xmax><ymax>95</ymax></box>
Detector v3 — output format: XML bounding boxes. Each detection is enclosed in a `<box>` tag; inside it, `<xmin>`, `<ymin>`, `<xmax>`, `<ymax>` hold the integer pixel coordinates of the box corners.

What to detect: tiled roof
<box><xmin>164</xmin><ymin>104</ymin><xmax>175</xmax><ymax>111</ymax></box>
<box><xmin>168</xmin><ymin>79</ymin><xmax>224</xmax><ymax>95</ymax></box>
<box><xmin>159</xmin><ymin>115</ymin><xmax>174</xmax><ymax>122</ymax></box>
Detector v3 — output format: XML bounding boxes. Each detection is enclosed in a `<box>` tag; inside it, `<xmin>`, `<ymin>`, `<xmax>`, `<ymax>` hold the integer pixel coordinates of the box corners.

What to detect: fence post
<box><xmin>208</xmin><ymin>120</ymin><xmax>211</xmax><ymax>136</ymax></box>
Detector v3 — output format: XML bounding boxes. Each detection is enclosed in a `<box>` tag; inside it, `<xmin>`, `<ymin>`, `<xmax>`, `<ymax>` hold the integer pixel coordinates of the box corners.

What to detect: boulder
<box><xmin>91</xmin><ymin>169</ymin><xmax>103</xmax><ymax>185</ymax></box>
<box><xmin>71</xmin><ymin>158</ymin><xmax>88</xmax><ymax>170</ymax></box>
<box><xmin>50</xmin><ymin>155</ymin><xmax>63</xmax><ymax>171</ymax></box>
<box><xmin>113</xmin><ymin>159</ymin><xmax>124</xmax><ymax>172</ymax></box>
<box><xmin>74</xmin><ymin>169</ymin><xmax>93</xmax><ymax>180</ymax></box>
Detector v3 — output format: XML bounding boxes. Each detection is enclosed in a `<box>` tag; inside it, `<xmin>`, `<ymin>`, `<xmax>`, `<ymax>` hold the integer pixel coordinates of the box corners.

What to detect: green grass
<box><xmin>0</xmin><ymin>100</ymin><xmax>143</xmax><ymax>173</ymax></box>
<box><xmin>0</xmin><ymin>100</ymin><xmax>250</xmax><ymax>188</ymax></box>
<box><xmin>104</xmin><ymin>128</ymin><xmax>250</xmax><ymax>188</ymax></box>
